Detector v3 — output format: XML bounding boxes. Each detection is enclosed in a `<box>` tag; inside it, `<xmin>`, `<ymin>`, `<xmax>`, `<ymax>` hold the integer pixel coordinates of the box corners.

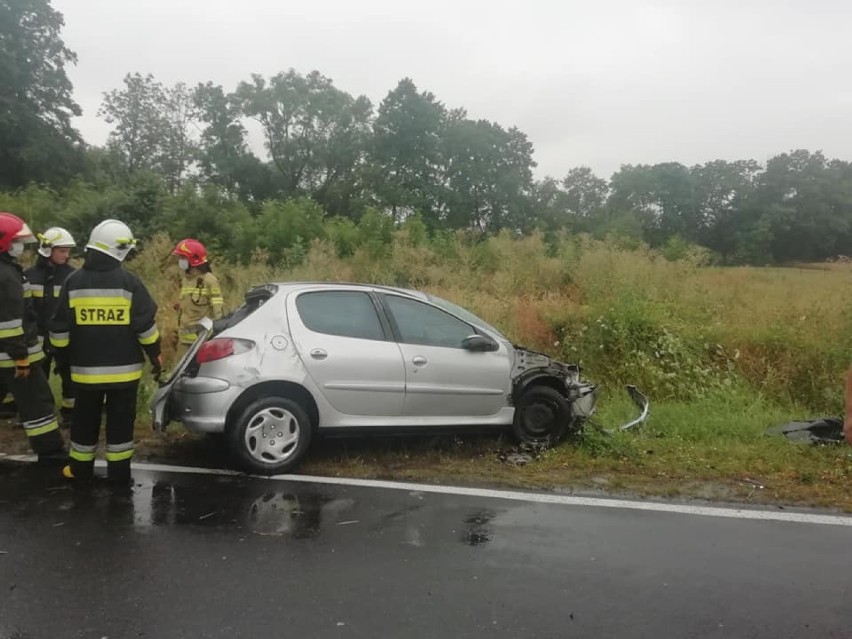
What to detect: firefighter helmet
<box><xmin>37</xmin><ymin>226</ymin><xmax>76</xmax><ymax>258</ymax></box>
<box><xmin>0</xmin><ymin>212</ymin><xmax>36</xmax><ymax>253</ymax></box>
<box><xmin>86</xmin><ymin>219</ymin><xmax>136</xmax><ymax>262</ymax></box>
<box><xmin>172</xmin><ymin>238</ymin><xmax>208</xmax><ymax>268</ymax></box>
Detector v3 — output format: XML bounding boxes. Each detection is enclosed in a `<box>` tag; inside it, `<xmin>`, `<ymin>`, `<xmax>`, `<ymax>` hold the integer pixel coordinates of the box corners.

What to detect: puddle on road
<box><xmin>133</xmin><ymin>478</ymin><xmax>351</xmax><ymax>539</ymax></box>
<box><xmin>461</xmin><ymin>510</ymin><xmax>496</xmax><ymax>547</ymax></box>
<box><xmin>0</xmin><ymin>462</ymin><xmax>504</xmax><ymax>549</ymax></box>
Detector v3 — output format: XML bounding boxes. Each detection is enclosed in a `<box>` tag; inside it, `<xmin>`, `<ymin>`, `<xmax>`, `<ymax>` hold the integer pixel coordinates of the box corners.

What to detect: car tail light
<box><xmin>196</xmin><ymin>338</ymin><xmax>254</xmax><ymax>364</ymax></box>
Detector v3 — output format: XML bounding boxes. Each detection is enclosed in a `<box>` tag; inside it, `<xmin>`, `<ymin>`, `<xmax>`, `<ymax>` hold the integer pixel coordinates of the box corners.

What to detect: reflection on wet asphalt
<box><xmin>0</xmin><ymin>460</ymin><xmax>850</xmax><ymax>639</ymax></box>
<box><xmin>0</xmin><ymin>462</ymin><xmax>497</xmax><ymax>545</ymax></box>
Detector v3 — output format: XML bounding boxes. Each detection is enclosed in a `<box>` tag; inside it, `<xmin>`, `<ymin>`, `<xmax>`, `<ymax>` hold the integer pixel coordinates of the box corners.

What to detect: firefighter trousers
<box><xmin>0</xmin><ymin>354</ymin><xmax>75</xmax><ymax>424</ymax></box>
<box><xmin>0</xmin><ymin>366</ymin><xmax>64</xmax><ymax>455</ymax></box>
<box><xmin>68</xmin><ymin>384</ymin><xmax>138</xmax><ymax>482</ymax></box>
<box><xmin>41</xmin><ymin>351</ymin><xmax>75</xmax><ymax>425</ymax></box>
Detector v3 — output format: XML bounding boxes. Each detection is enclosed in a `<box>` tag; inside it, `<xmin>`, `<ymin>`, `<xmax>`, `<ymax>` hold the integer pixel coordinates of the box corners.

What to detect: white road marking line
<box><xmin>3</xmin><ymin>454</ymin><xmax>851</xmax><ymax>526</ymax></box>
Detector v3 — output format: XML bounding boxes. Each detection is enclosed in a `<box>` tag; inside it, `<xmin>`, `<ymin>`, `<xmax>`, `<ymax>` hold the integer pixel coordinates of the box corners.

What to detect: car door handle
<box><xmin>310</xmin><ymin>348</ymin><xmax>328</xmax><ymax>360</ymax></box>
<box><xmin>412</xmin><ymin>356</ymin><xmax>428</xmax><ymax>366</ymax></box>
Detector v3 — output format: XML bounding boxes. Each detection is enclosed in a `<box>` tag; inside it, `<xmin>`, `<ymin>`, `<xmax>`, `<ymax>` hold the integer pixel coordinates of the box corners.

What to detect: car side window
<box><xmin>384</xmin><ymin>295</ymin><xmax>474</xmax><ymax>349</ymax></box>
<box><xmin>296</xmin><ymin>291</ymin><xmax>386</xmax><ymax>341</ymax></box>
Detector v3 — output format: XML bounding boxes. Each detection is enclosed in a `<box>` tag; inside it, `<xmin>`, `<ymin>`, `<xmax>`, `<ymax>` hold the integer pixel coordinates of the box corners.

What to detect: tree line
<box><xmin>4</xmin><ymin>0</ymin><xmax>852</xmax><ymax>265</ymax></box>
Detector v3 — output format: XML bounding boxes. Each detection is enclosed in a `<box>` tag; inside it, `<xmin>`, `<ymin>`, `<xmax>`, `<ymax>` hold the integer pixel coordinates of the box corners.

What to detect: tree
<box><xmin>608</xmin><ymin>163</ymin><xmax>698</xmax><ymax>246</ymax></box>
<box><xmin>99</xmin><ymin>73</ymin><xmax>199</xmax><ymax>191</ymax></box>
<box><xmin>691</xmin><ymin>159</ymin><xmax>760</xmax><ymax>259</ymax></box>
<box><xmin>530</xmin><ymin>177</ymin><xmax>566</xmax><ymax>232</ymax></box>
<box><xmin>531</xmin><ymin>168</ymin><xmax>608</xmax><ymax>237</ymax></box>
<box><xmin>99</xmin><ymin>73</ymin><xmax>167</xmax><ymax>177</ymax></box>
<box><xmin>440</xmin><ymin>113</ymin><xmax>536</xmax><ymax>232</ymax></box>
<box><xmin>250</xmin><ymin>197</ymin><xmax>326</xmax><ymax>264</ymax></box>
<box><xmin>370</xmin><ymin>78</ymin><xmax>447</xmax><ymax>225</ymax></box>
<box><xmin>0</xmin><ymin>0</ymin><xmax>82</xmax><ymax>188</ymax></box>
<box><xmin>235</xmin><ymin>69</ymin><xmax>373</xmax><ymax>217</ymax></box>
<box><xmin>746</xmin><ymin>151</ymin><xmax>852</xmax><ymax>263</ymax></box>
<box><xmin>163</xmin><ymin>185</ymin><xmax>254</xmax><ymax>254</ymax></box>
<box><xmin>562</xmin><ymin>167</ymin><xmax>608</xmax><ymax>220</ymax></box>
<box><xmin>194</xmin><ymin>82</ymin><xmax>272</xmax><ymax>202</ymax></box>
<box><xmin>159</xmin><ymin>82</ymin><xmax>199</xmax><ymax>192</ymax></box>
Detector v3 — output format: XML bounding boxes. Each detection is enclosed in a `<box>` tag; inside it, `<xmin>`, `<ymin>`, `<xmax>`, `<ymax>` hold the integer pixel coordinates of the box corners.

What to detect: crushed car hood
<box><xmin>511</xmin><ymin>346</ymin><xmax>579</xmax><ymax>381</ymax></box>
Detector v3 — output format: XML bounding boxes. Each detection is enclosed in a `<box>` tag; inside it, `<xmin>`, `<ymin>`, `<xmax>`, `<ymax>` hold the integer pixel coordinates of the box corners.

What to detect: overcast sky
<box><xmin>52</xmin><ymin>0</ymin><xmax>852</xmax><ymax>179</ymax></box>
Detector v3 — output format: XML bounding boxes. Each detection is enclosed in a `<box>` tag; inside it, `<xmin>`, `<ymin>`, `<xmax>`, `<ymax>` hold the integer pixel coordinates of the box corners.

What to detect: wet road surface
<box><xmin>0</xmin><ymin>460</ymin><xmax>850</xmax><ymax>638</ymax></box>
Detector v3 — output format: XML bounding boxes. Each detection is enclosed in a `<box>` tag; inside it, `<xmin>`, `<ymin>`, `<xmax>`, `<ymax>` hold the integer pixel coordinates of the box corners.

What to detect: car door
<box><xmin>286</xmin><ymin>289</ymin><xmax>406</xmax><ymax>416</ymax></box>
<box><xmin>380</xmin><ymin>293</ymin><xmax>511</xmax><ymax>417</ymax></box>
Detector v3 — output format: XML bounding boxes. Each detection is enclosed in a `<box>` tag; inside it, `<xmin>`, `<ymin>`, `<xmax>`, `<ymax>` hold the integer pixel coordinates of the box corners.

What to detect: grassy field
<box><xmin>3</xmin><ymin>231</ymin><xmax>851</xmax><ymax>510</ymax></box>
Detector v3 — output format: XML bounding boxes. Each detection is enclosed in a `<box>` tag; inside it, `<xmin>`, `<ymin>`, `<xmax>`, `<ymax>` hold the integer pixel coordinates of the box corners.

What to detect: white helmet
<box><xmin>37</xmin><ymin>226</ymin><xmax>76</xmax><ymax>258</ymax></box>
<box><xmin>86</xmin><ymin>219</ymin><xmax>137</xmax><ymax>262</ymax></box>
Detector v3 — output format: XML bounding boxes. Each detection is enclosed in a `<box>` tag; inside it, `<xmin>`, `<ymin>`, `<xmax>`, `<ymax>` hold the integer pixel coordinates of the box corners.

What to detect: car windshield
<box><xmin>425</xmin><ymin>294</ymin><xmax>506</xmax><ymax>340</ymax></box>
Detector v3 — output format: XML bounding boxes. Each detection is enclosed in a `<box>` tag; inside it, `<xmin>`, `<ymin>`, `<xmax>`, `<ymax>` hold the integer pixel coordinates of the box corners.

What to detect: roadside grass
<box><xmin>296</xmin><ymin>387</ymin><xmax>852</xmax><ymax>511</ymax></box>
<box><xmin>122</xmin><ymin>383</ymin><xmax>852</xmax><ymax>511</ymax></box>
<box><xmin>3</xmin><ymin>233</ymin><xmax>851</xmax><ymax>510</ymax></box>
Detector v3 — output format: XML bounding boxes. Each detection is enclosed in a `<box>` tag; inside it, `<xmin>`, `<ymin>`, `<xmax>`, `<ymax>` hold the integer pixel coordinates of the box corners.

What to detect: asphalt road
<box><xmin>0</xmin><ymin>460</ymin><xmax>850</xmax><ymax>639</ymax></box>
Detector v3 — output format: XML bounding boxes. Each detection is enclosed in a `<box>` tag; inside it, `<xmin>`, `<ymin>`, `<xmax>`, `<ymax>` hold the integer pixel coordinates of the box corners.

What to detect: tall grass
<box><xmin>127</xmin><ymin>230</ymin><xmax>848</xmax><ymax>418</ymax></box>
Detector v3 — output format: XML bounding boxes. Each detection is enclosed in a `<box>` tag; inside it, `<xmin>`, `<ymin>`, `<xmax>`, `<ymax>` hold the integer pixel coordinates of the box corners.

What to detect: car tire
<box><xmin>512</xmin><ymin>385</ymin><xmax>571</xmax><ymax>446</ymax></box>
<box><xmin>229</xmin><ymin>396</ymin><xmax>313</xmax><ymax>475</ymax></box>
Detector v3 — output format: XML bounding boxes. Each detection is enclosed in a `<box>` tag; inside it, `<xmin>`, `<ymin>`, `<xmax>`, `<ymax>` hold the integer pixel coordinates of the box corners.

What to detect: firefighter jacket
<box><xmin>25</xmin><ymin>257</ymin><xmax>76</xmax><ymax>339</ymax></box>
<box><xmin>49</xmin><ymin>251</ymin><xmax>161</xmax><ymax>388</ymax></box>
<box><xmin>178</xmin><ymin>270</ymin><xmax>224</xmax><ymax>344</ymax></box>
<box><xmin>0</xmin><ymin>253</ymin><xmax>46</xmax><ymax>368</ymax></box>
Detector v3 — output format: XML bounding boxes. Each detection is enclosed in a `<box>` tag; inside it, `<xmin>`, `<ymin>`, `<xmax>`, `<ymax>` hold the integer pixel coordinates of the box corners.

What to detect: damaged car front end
<box><xmin>510</xmin><ymin>347</ymin><xmax>649</xmax><ymax>445</ymax></box>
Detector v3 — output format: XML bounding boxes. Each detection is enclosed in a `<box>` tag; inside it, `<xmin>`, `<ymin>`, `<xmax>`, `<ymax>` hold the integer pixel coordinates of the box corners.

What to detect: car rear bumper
<box><xmin>170</xmin><ymin>376</ymin><xmax>241</xmax><ymax>433</ymax></box>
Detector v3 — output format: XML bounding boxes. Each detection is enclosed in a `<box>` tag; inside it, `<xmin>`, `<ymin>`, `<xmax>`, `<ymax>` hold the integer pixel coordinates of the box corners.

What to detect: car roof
<box><xmin>267</xmin><ymin>281</ymin><xmax>428</xmax><ymax>300</ymax></box>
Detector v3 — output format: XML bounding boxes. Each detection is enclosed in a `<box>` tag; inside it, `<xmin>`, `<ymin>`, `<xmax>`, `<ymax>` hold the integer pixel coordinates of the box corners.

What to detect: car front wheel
<box><xmin>229</xmin><ymin>397</ymin><xmax>313</xmax><ymax>474</ymax></box>
<box><xmin>512</xmin><ymin>385</ymin><xmax>571</xmax><ymax>446</ymax></box>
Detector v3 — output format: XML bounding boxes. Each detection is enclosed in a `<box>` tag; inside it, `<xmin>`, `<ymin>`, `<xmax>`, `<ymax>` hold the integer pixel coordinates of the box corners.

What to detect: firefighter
<box><xmin>172</xmin><ymin>238</ymin><xmax>224</xmax><ymax>361</ymax></box>
<box><xmin>26</xmin><ymin>227</ymin><xmax>77</xmax><ymax>428</ymax></box>
<box><xmin>50</xmin><ymin>219</ymin><xmax>162</xmax><ymax>483</ymax></box>
<box><xmin>0</xmin><ymin>212</ymin><xmax>66</xmax><ymax>462</ymax></box>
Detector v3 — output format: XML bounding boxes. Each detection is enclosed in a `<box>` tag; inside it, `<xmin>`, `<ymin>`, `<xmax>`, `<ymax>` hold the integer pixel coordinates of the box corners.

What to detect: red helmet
<box><xmin>0</xmin><ymin>212</ymin><xmax>35</xmax><ymax>253</ymax></box>
<box><xmin>172</xmin><ymin>238</ymin><xmax>208</xmax><ymax>268</ymax></box>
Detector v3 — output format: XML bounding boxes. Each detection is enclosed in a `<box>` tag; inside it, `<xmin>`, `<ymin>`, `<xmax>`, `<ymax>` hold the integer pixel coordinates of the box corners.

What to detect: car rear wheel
<box><xmin>512</xmin><ymin>385</ymin><xmax>571</xmax><ymax>446</ymax></box>
<box><xmin>229</xmin><ymin>397</ymin><xmax>312</xmax><ymax>474</ymax></box>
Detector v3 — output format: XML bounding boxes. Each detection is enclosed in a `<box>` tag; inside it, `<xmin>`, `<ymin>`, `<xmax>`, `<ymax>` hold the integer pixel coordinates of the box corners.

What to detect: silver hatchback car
<box><xmin>152</xmin><ymin>283</ymin><xmax>638</xmax><ymax>474</ymax></box>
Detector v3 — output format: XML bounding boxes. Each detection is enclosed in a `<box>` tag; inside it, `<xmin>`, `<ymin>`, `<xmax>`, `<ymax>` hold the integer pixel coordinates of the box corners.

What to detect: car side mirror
<box><xmin>461</xmin><ymin>334</ymin><xmax>499</xmax><ymax>352</ymax></box>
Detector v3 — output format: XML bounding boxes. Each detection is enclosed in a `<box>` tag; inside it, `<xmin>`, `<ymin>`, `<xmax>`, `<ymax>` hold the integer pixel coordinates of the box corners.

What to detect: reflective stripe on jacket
<box><xmin>25</xmin><ymin>258</ymin><xmax>76</xmax><ymax>338</ymax></box>
<box><xmin>178</xmin><ymin>271</ymin><xmax>224</xmax><ymax>344</ymax></box>
<box><xmin>0</xmin><ymin>253</ymin><xmax>42</xmax><ymax>363</ymax></box>
<box><xmin>48</xmin><ymin>252</ymin><xmax>161</xmax><ymax>387</ymax></box>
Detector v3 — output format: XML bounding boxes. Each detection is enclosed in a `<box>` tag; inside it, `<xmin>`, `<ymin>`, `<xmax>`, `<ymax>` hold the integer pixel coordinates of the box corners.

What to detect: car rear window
<box><xmin>212</xmin><ymin>284</ymin><xmax>277</xmax><ymax>335</ymax></box>
<box><xmin>296</xmin><ymin>291</ymin><xmax>386</xmax><ymax>341</ymax></box>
